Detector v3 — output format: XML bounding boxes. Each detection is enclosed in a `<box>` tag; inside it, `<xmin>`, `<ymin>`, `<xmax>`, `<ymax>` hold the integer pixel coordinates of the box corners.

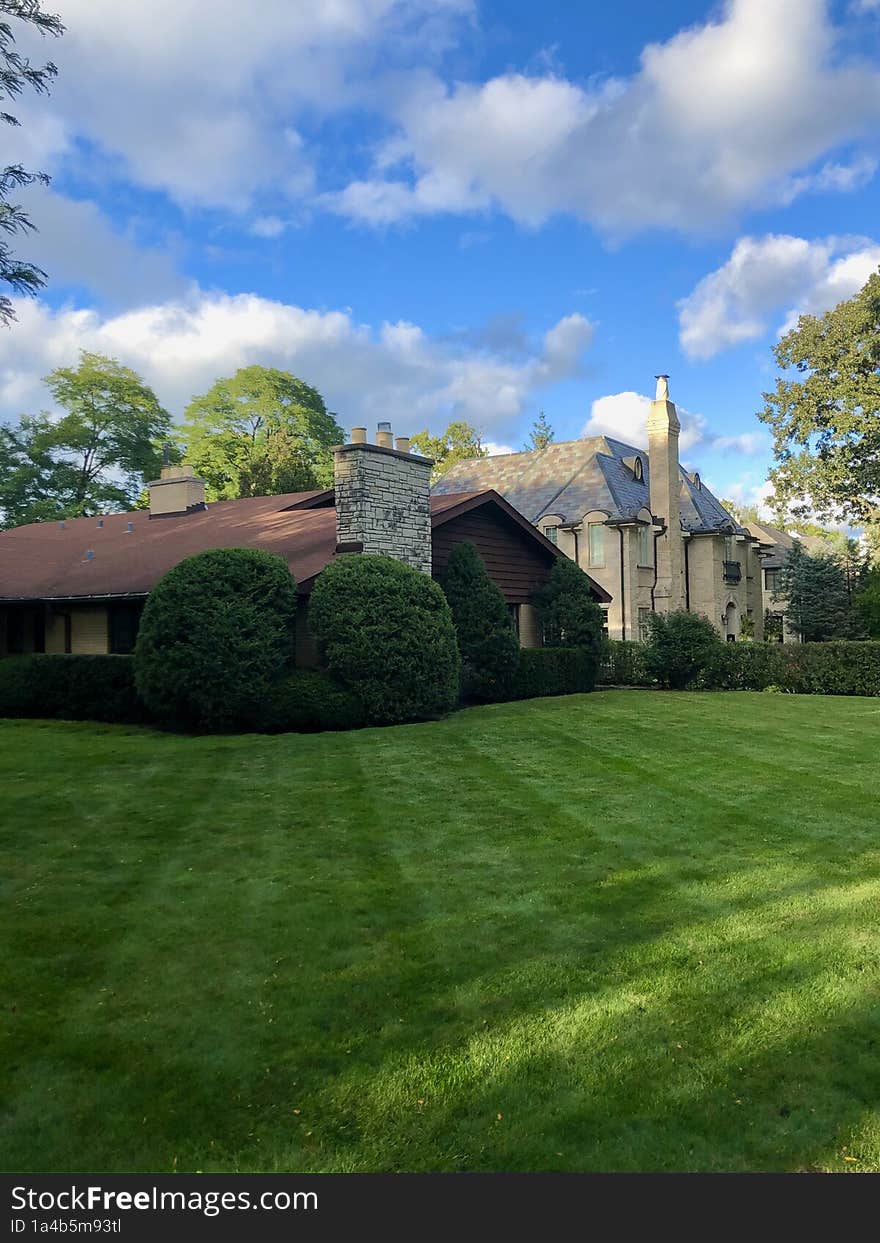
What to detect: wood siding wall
<box><xmin>431</xmin><ymin>508</ymin><xmax>555</xmax><ymax>603</ymax></box>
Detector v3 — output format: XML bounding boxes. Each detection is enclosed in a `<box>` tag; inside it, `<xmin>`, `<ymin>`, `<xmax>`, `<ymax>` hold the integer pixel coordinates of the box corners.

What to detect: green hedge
<box><xmin>261</xmin><ymin>670</ymin><xmax>367</xmax><ymax>733</ymax></box>
<box><xmin>601</xmin><ymin>639</ymin><xmax>880</xmax><ymax>696</ymax></box>
<box><xmin>0</xmin><ymin>654</ymin><xmax>148</xmax><ymax>723</ymax></box>
<box><xmin>700</xmin><ymin>641</ymin><xmax>880</xmax><ymax>696</ymax></box>
<box><xmin>600</xmin><ymin>640</ymin><xmax>653</xmax><ymax>686</ymax></box>
<box><xmin>510</xmin><ymin>647</ymin><xmax>598</xmax><ymax>700</ymax></box>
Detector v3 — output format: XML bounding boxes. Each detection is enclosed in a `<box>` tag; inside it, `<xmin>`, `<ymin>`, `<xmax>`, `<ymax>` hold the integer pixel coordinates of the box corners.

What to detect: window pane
<box><xmin>544</xmin><ymin>525</ymin><xmax>558</xmax><ymax>545</ymax></box>
<box><xmin>589</xmin><ymin>523</ymin><xmax>604</xmax><ymax>565</ymax></box>
<box><xmin>638</xmin><ymin>524</ymin><xmax>651</xmax><ymax>566</ymax></box>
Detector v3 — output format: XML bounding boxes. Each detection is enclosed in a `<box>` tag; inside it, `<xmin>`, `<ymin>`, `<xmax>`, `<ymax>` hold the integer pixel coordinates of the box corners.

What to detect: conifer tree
<box><xmin>441</xmin><ymin>540</ymin><xmax>520</xmax><ymax>703</ymax></box>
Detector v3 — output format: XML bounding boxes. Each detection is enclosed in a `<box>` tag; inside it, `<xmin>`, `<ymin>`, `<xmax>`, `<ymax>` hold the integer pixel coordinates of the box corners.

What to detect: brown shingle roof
<box><xmin>0</xmin><ymin>492</ymin><xmax>337</xmax><ymax>600</ymax></box>
<box><xmin>0</xmin><ymin>487</ymin><xmax>614</xmax><ymax>603</ymax></box>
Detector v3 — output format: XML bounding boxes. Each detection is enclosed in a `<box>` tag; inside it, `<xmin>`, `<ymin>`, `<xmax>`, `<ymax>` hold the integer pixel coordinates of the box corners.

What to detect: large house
<box><xmin>434</xmin><ymin>377</ymin><xmax>765</xmax><ymax>642</ymax></box>
<box><xmin>743</xmin><ymin>519</ymin><xmax>832</xmax><ymax>642</ymax></box>
<box><xmin>0</xmin><ymin>424</ymin><xmax>610</xmax><ymax>661</ymax></box>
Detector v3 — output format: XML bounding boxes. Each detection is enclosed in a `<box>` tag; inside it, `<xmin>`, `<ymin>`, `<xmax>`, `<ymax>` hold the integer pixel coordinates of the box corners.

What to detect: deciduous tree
<box><xmin>410</xmin><ymin>421</ymin><xmax>487</xmax><ymax>481</ymax></box>
<box><xmin>758</xmin><ymin>269</ymin><xmax>880</xmax><ymax>527</ymax></box>
<box><xmin>1</xmin><ymin>0</ymin><xmax>64</xmax><ymax>325</ymax></box>
<box><xmin>180</xmin><ymin>366</ymin><xmax>344</xmax><ymax>499</ymax></box>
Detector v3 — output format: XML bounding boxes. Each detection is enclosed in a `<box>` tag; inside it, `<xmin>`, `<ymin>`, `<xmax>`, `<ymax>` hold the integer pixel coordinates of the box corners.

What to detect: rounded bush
<box><xmin>262</xmin><ymin>669</ymin><xmax>366</xmax><ymax>733</ymax></box>
<box><xmin>440</xmin><ymin>540</ymin><xmax>519</xmax><ymax>703</ymax></box>
<box><xmin>134</xmin><ymin>547</ymin><xmax>298</xmax><ymax>730</ymax></box>
<box><xmin>644</xmin><ymin>610</ymin><xmax>721</xmax><ymax>689</ymax></box>
<box><xmin>308</xmin><ymin>554</ymin><xmax>460</xmax><ymax>724</ymax></box>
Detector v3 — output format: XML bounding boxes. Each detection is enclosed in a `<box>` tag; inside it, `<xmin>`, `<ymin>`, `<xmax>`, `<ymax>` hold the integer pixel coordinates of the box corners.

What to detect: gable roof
<box><xmin>744</xmin><ymin>520</ymin><xmax>834</xmax><ymax>567</ymax></box>
<box><xmin>0</xmin><ymin>487</ymin><xmax>610</xmax><ymax>603</ymax></box>
<box><xmin>433</xmin><ymin>437</ymin><xmax>742</xmax><ymax>534</ymax></box>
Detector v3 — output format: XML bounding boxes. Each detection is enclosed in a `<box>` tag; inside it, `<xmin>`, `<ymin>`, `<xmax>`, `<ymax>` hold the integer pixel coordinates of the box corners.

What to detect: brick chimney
<box><xmin>332</xmin><ymin>423</ymin><xmax>433</xmax><ymax>574</ymax></box>
<box><xmin>647</xmin><ymin>375</ymin><xmax>685</xmax><ymax>612</ymax></box>
<box><xmin>147</xmin><ymin>463</ymin><xmax>207</xmax><ymax>518</ymax></box>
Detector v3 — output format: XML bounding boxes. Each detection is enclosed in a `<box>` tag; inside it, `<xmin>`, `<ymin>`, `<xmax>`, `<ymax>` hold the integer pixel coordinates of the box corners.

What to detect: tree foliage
<box><xmin>643</xmin><ymin>611</ymin><xmax>721</xmax><ymax>690</ymax></box>
<box><xmin>758</xmin><ymin>269</ymin><xmax>880</xmax><ymax>526</ymax></box>
<box><xmin>309</xmin><ymin>554</ymin><xmax>460</xmax><ymax>724</ymax></box>
<box><xmin>855</xmin><ymin>565</ymin><xmax>880</xmax><ymax>639</ymax></box>
<box><xmin>524</xmin><ymin>410</ymin><xmax>554</xmax><ymax>451</ymax></box>
<box><xmin>179</xmin><ymin>366</ymin><xmax>344</xmax><ymax>500</ymax></box>
<box><xmin>440</xmin><ymin>540</ymin><xmax>520</xmax><ymax>703</ymax></box>
<box><xmin>532</xmin><ymin>556</ymin><xmax>605</xmax><ymax>653</ymax></box>
<box><xmin>134</xmin><ymin>548</ymin><xmax>298</xmax><ymax>731</ymax></box>
<box><xmin>0</xmin><ymin>351</ymin><xmax>171</xmax><ymax>527</ymax></box>
<box><xmin>776</xmin><ymin>541</ymin><xmax>864</xmax><ymax>642</ymax></box>
<box><xmin>1</xmin><ymin>0</ymin><xmax>64</xmax><ymax>325</ymax></box>
<box><xmin>410</xmin><ymin>420</ymin><xmax>488</xmax><ymax>481</ymax></box>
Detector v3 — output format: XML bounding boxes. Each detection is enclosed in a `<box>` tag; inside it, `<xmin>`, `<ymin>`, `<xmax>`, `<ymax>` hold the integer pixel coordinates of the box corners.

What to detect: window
<box><xmin>109</xmin><ymin>603</ymin><xmax>142</xmax><ymax>654</ymax></box>
<box><xmin>638</xmin><ymin>607</ymin><xmax>653</xmax><ymax>644</ymax></box>
<box><xmin>637</xmin><ymin>523</ymin><xmax>652</xmax><ymax>567</ymax></box>
<box><xmin>507</xmin><ymin>604</ymin><xmax>520</xmax><ymax>637</ymax></box>
<box><xmin>544</xmin><ymin>525</ymin><xmax>558</xmax><ymax>545</ymax></box>
<box><xmin>588</xmin><ymin>522</ymin><xmax>604</xmax><ymax>566</ymax></box>
<box><xmin>765</xmin><ymin>568</ymin><xmax>779</xmax><ymax>594</ymax></box>
<box><xmin>633</xmin><ymin>457</ymin><xmax>643</xmax><ymax>481</ymax></box>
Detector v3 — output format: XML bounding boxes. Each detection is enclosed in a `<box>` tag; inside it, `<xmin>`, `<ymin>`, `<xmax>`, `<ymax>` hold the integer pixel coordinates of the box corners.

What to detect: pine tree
<box><xmin>525</xmin><ymin>411</ymin><xmax>554</xmax><ymax>451</ymax></box>
<box><xmin>440</xmin><ymin>541</ymin><xmax>520</xmax><ymax>703</ymax></box>
<box><xmin>532</xmin><ymin>556</ymin><xmax>605</xmax><ymax>652</ymax></box>
<box><xmin>778</xmin><ymin>542</ymin><xmax>864</xmax><ymax>641</ymax></box>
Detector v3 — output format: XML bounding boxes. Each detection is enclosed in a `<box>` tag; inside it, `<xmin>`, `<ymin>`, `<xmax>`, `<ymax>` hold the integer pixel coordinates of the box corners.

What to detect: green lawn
<box><xmin>2</xmin><ymin>690</ymin><xmax>880</xmax><ymax>1173</ymax></box>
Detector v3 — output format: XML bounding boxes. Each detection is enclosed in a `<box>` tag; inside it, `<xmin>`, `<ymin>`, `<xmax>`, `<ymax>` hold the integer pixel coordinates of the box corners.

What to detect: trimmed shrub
<box><xmin>134</xmin><ymin>547</ymin><xmax>298</xmax><ymax>731</ymax></box>
<box><xmin>700</xmin><ymin>640</ymin><xmax>880</xmax><ymax>696</ymax></box>
<box><xmin>261</xmin><ymin>669</ymin><xmax>366</xmax><ymax>733</ymax></box>
<box><xmin>440</xmin><ymin>540</ymin><xmax>520</xmax><ymax>703</ymax></box>
<box><xmin>309</xmin><ymin>554</ymin><xmax>460</xmax><ymax>725</ymax></box>
<box><xmin>532</xmin><ymin>556</ymin><xmax>606</xmax><ymax>654</ymax></box>
<box><xmin>644</xmin><ymin>610</ymin><xmax>722</xmax><ymax>689</ymax></box>
<box><xmin>600</xmin><ymin>640</ymin><xmax>653</xmax><ymax>686</ymax></box>
<box><xmin>0</xmin><ymin>654</ymin><xmax>147</xmax><ymax>723</ymax></box>
<box><xmin>510</xmin><ymin>646</ymin><xmax>598</xmax><ymax>700</ymax></box>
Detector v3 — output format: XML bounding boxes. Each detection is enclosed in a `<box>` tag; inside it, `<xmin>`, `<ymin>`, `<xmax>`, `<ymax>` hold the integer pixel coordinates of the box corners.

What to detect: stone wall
<box><xmin>333</xmin><ymin>441</ymin><xmax>432</xmax><ymax>574</ymax></box>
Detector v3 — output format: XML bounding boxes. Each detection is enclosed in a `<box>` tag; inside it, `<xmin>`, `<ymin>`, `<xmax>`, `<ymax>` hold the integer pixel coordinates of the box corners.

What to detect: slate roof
<box><xmin>433</xmin><ymin>436</ymin><xmax>743</xmax><ymax>533</ymax></box>
<box><xmin>744</xmin><ymin>520</ymin><xmax>830</xmax><ymax>568</ymax></box>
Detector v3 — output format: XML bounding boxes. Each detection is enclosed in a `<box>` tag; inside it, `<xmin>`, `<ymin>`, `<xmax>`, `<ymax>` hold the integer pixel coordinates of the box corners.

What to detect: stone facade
<box><xmin>333</xmin><ymin>434</ymin><xmax>433</xmax><ymax>574</ymax></box>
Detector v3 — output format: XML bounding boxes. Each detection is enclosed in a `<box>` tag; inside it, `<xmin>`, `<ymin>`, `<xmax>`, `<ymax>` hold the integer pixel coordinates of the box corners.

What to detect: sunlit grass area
<box><xmin>2</xmin><ymin>690</ymin><xmax>879</xmax><ymax>1172</ymax></box>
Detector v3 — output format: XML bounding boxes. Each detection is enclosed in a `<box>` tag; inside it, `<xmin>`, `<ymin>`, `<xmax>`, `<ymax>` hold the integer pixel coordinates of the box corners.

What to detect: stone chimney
<box><xmin>647</xmin><ymin>375</ymin><xmax>685</xmax><ymax>612</ymax></box>
<box><xmin>332</xmin><ymin>423</ymin><xmax>433</xmax><ymax>574</ymax></box>
<box><xmin>147</xmin><ymin>463</ymin><xmax>207</xmax><ymax>518</ymax></box>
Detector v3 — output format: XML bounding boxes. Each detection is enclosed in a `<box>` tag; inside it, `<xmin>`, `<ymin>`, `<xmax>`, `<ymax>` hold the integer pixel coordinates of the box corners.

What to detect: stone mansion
<box><xmin>434</xmin><ymin>377</ymin><xmax>765</xmax><ymax>642</ymax></box>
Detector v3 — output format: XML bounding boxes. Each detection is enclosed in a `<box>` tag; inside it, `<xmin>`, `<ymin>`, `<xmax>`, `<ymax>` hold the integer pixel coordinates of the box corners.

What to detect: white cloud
<box><xmin>484</xmin><ymin>441</ymin><xmax>514</xmax><ymax>455</ymax></box>
<box><xmin>0</xmin><ymin>293</ymin><xmax>593</xmax><ymax>433</ymax></box>
<box><xmin>678</xmin><ymin>233</ymin><xmax>880</xmax><ymax>359</ymax></box>
<box><xmin>13</xmin><ymin>0</ymin><xmax>473</xmax><ymax>211</ymax></box>
<box><xmin>712</xmin><ymin>431</ymin><xmax>769</xmax><ymax>456</ymax></box>
<box><xmin>16</xmin><ymin>185</ymin><xmax>186</xmax><ymax>306</ymax></box>
<box><xmin>250</xmin><ymin>216</ymin><xmax>288</xmax><ymax>240</ymax></box>
<box><xmin>329</xmin><ymin>0</ymin><xmax>880</xmax><ymax>234</ymax></box>
<box><xmin>583</xmin><ymin>391</ymin><xmax>706</xmax><ymax>452</ymax></box>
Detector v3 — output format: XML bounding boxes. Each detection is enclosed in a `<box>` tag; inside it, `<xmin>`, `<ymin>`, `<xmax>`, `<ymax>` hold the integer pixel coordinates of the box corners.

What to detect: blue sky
<box><xmin>3</xmin><ymin>0</ymin><xmax>880</xmax><ymax>514</ymax></box>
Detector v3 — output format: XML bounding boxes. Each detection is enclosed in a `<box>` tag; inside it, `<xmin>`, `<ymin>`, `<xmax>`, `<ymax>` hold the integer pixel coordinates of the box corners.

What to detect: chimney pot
<box><xmin>395</xmin><ymin>436</ymin><xmax>411</xmax><ymax>454</ymax></box>
<box><xmin>351</xmin><ymin>427</ymin><xmax>367</xmax><ymax>444</ymax></box>
<box><xmin>376</xmin><ymin>421</ymin><xmax>393</xmax><ymax>449</ymax></box>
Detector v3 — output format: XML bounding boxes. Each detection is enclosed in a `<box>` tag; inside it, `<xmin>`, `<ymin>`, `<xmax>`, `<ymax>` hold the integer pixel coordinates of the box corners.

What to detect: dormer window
<box><xmin>623</xmin><ymin>454</ymin><xmax>644</xmax><ymax>481</ymax></box>
<box><xmin>691</xmin><ymin>471</ymin><xmax>701</xmax><ymax>490</ymax></box>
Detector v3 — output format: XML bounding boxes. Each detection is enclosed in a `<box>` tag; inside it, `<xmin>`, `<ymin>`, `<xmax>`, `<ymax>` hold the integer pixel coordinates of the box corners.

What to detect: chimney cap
<box><xmin>377</xmin><ymin>420</ymin><xmax>392</xmax><ymax>432</ymax></box>
<box><xmin>654</xmin><ymin>374</ymin><xmax>670</xmax><ymax>400</ymax></box>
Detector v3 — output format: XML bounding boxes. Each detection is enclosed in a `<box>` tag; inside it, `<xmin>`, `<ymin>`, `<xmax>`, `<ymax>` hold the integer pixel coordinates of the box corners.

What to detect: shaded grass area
<box><xmin>2</xmin><ymin>690</ymin><xmax>879</xmax><ymax>1172</ymax></box>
